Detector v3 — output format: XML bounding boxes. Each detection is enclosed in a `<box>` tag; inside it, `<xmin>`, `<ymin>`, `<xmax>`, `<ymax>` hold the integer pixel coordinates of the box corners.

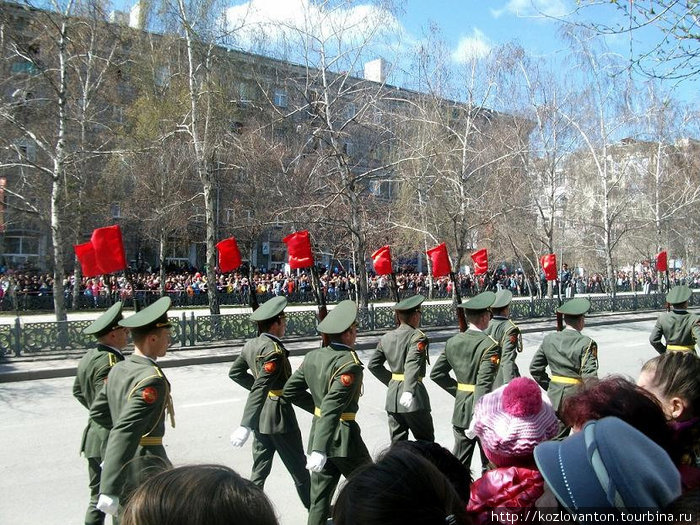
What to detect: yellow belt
<box><xmin>667</xmin><ymin>345</ymin><xmax>694</xmax><ymax>352</ymax></box>
<box><xmin>550</xmin><ymin>375</ymin><xmax>582</xmax><ymax>385</ymax></box>
<box><xmin>457</xmin><ymin>383</ymin><xmax>475</xmax><ymax>392</ymax></box>
<box><xmin>268</xmin><ymin>389</ymin><xmax>283</xmax><ymax>398</ymax></box>
<box><xmin>391</xmin><ymin>374</ymin><xmax>423</xmax><ymax>382</ymax></box>
<box><xmin>139</xmin><ymin>436</ymin><xmax>163</xmax><ymax>446</ymax></box>
<box><xmin>313</xmin><ymin>407</ymin><xmax>356</xmax><ymax>421</ymax></box>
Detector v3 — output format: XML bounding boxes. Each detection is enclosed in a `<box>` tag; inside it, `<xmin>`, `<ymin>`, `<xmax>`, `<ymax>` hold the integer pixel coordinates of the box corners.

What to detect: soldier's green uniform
<box><xmin>650</xmin><ymin>285</ymin><xmax>699</xmax><ymax>355</ymax></box>
<box><xmin>91</xmin><ymin>297</ymin><xmax>175</xmax><ymax>516</ymax></box>
<box><xmin>228</xmin><ymin>296</ymin><xmax>312</xmax><ymax>508</ymax></box>
<box><xmin>282</xmin><ymin>300</ymin><xmax>371</xmax><ymax>525</ymax></box>
<box><xmin>530</xmin><ymin>298</ymin><xmax>598</xmax><ymax>437</ymax></box>
<box><xmin>487</xmin><ymin>290</ymin><xmax>522</xmax><ymax>388</ymax></box>
<box><xmin>73</xmin><ymin>302</ymin><xmax>125</xmax><ymax>525</ymax></box>
<box><xmin>430</xmin><ymin>292</ymin><xmax>501</xmax><ymax>467</ymax></box>
<box><xmin>368</xmin><ymin>294</ymin><xmax>434</xmax><ymax>442</ymax></box>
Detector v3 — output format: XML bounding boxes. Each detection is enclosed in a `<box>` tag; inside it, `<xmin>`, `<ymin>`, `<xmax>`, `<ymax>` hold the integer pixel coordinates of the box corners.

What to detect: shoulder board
<box><xmin>486</xmin><ymin>334</ymin><xmax>499</xmax><ymax>346</ymax></box>
<box><xmin>506</xmin><ymin>320</ymin><xmax>519</xmax><ymax>331</ymax></box>
<box><xmin>260</xmin><ymin>341</ymin><xmax>284</xmax><ymax>359</ymax></box>
<box><xmin>108</xmin><ymin>353</ymin><xmax>117</xmax><ymax>367</ymax></box>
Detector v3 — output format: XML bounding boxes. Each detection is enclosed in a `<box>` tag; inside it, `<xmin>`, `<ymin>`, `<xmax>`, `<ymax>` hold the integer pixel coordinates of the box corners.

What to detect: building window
<box><xmin>343</xmin><ymin>142</ymin><xmax>354</xmax><ymax>156</ymax></box>
<box><xmin>273</xmin><ymin>90</ymin><xmax>288</xmax><ymax>108</ymax></box>
<box><xmin>11</xmin><ymin>60</ymin><xmax>38</xmax><ymax>75</ymax></box>
<box><xmin>16</xmin><ymin>142</ymin><xmax>36</xmax><ymax>162</ymax></box>
<box><xmin>369</xmin><ymin>180</ymin><xmax>381</xmax><ymax>196</ymax></box>
<box><xmin>4</xmin><ymin>236</ymin><xmax>39</xmax><ymax>255</ymax></box>
<box><xmin>346</xmin><ymin>103</ymin><xmax>356</xmax><ymax>119</ymax></box>
<box><xmin>239</xmin><ymin>82</ymin><xmax>253</xmax><ymax>105</ymax></box>
<box><xmin>111</xmin><ymin>203</ymin><xmax>122</xmax><ymax>219</ymax></box>
<box><xmin>154</xmin><ymin>65</ymin><xmax>170</xmax><ymax>88</ymax></box>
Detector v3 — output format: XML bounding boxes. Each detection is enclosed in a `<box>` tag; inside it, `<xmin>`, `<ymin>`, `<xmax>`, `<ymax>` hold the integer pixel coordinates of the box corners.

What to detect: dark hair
<box><xmin>121</xmin><ymin>464</ymin><xmax>279</xmax><ymax>525</ymax></box>
<box><xmin>384</xmin><ymin>440</ymin><xmax>471</xmax><ymax>499</ymax></box>
<box><xmin>397</xmin><ymin>309</ymin><xmax>418</xmax><ymax>324</ymax></box>
<box><xmin>332</xmin><ymin>448</ymin><xmax>472</xmax><ymax>525</ymax></box>
<box><xmin>257</xmin><ymin>314</ymin><xmax>282</xmax><ymax>334</ymax></box>
<box><xmin>560</xmin><ymin>376</ymin><xmax>674</xmax><ymax>458</ymax></box>
<box><xmin>641</xmin><ymin>352</ymin><xmax>700</xmax><ymax>415</ymax></box>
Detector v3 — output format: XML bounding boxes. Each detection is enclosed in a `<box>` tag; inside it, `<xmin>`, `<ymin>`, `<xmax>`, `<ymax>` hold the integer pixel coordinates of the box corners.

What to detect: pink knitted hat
<box><xmin>468</xmin><ymin>377</ymin><xmax>559</xmax><ymax>467</ymax></box>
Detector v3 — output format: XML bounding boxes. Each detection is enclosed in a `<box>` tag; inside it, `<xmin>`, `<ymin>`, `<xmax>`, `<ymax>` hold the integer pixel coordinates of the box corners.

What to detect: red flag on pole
<box><xmin>540</xmin><ymin>253</ymin><xmax>558</xmax><ymax>281</ymax></box>
<box><xmin>216</xmin><ymin>237</ymin><xmax>242</xmax><ymax>273</ymax></box>
<box><xmin>282</xmin><ymin>230</ymin><xmax>314</xmax><ymax>269</ymax></box>
<box><xmin>426</xmin><ymin>243</ymin><xmax>452</xmax><ymax>278</ymax></box>
<box><xmin>471</xmin><ymin>249</ymin><xmax>488</xmax><ymax>276</ymax></box>
<box><xmin>74</xmin><ymin>242</ymin><xmax>101</xmax><ymax>278</ymax></box>
<box><xmin>91</xmin><ymin>225</ymin><xmax>127</xmax><ymax>274</ymax></box>
<box><xmin>656</xmin><ymin>251</ymin><xmax>668</xmax><ymax>272</ymax></box>
<box><xmin>371</xmin><ymin>245</ymin><xmax>393</xmax><ymax>275</ymax></box>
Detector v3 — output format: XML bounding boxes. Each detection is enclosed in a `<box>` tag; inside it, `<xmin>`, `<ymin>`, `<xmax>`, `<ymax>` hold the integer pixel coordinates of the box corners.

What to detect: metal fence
<box><xmin>0</xmin><ymin>291</ymin><xmax>696</xmax><ymax>358</ymax></box>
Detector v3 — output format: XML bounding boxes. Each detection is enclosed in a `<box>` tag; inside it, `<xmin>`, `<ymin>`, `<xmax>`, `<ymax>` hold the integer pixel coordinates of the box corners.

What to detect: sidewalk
<box><xmin>0</xmin><ymin>310</ymin><xmax>660</xmax><ymax>383</ymax></box>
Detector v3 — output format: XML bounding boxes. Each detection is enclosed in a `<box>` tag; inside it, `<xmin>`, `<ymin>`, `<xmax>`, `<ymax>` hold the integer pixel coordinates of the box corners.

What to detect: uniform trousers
<box><xmin>387</xmin><ymin>409</ymin><xmax>435</xmax><ymax>443</ymax></box>
<box><xmin>307</xmin><ymin>455</ymin><xmax>371</xmax><ymax>525</ymax></box>
<box><xmin>85</xmin><ymin>457</ymin><xmax>105</xmax><ymax>525</ymax></box>
<box><xmin>453</xmin><ymin>426</ymin><xmax>489</xmax><ymax>472</ymax></box>
<box><xmin>251</xmin><ymin>429</ymin><xmax>311</xmax><ymax>509</ymax></box>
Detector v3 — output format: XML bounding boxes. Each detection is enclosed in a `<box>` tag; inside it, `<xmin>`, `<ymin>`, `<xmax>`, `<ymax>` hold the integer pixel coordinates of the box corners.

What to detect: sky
<box><xmin>219</xmin><ymin>0</ymin><xmax>698</xmax><ymax>107</ymax></box>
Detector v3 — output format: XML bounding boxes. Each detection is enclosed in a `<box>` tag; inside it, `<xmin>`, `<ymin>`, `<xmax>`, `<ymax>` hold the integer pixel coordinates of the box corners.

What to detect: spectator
<box><xmin>466</xmin><ymin>377</ymin><xmax>559</xmax><ymax>524</ymax></box>
<box><xmin>121</xmin><ymin>464</ymin><xmax>279</xmax><ymax>525</ymax></box>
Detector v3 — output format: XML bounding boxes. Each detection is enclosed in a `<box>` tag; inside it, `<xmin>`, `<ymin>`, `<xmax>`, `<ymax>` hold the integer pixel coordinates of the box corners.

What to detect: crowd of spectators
<box><xmin>0</xmin><ymin>265</ymin><xmax>698</xmax><ymax>311</ymax></box>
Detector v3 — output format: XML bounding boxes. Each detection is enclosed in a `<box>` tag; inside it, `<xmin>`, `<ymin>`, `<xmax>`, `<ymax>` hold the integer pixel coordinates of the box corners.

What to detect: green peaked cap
<box><xmin>119</xmin><ymin>297</ymin><xmax>172</xmax><ymax>331</ymax></box>
<box><xmin>491</xmin><ymin>290</ymin><xmax>513</xmax><ymax>309</ymax></box>
<box><xmin>250</xmin><ymin>296</ymin><xmax>287</xmax><ymax>322</ymax></box>
<box><xmin>392</xmin><ymin>294</ymin><xmax>425</xmax><ymax>311</ymax></box>
<box><xmin>317</xmin><ymin>300</ymin><xmax>358</xmax><ymax>334</ymax></box>
<box><xmin>666</xmin><ymin>285</ymin><xmax>692</xmax><ymax>305</ymax></box>
<box><xmin>83</xmin><ymin>301</ymin><xmax>124</xmax><ymax>336</ymax></box>
<box><xmin>458</xmin><ymin>291</ymin><xmax>496</xmax><ymax>311</ymax></box>
<box><xmin>556</xmin><ymin>297</ymin><xmax>591</xmax><ymax>316</ymax></box>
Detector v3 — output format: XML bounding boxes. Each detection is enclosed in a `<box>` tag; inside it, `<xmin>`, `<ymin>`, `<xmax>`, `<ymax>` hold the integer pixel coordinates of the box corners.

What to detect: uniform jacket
<box><xmin>467</xmin><ymin>466</ymin><xmax>545</xmax><ymax>525</ymax></box>
<box><xmin>529</xmin><ymin>328</ymin><xmax>598</xmax><ymax>411</ymax></box>
<box><xmin>282</xmin><ymin>342</ymin><xmax>369</xmax><ymax>459</ymax></box>
<box><xmin>90</xmin><ymin>354</ymin><xmax>173</xmax><ymax>497</ymax></box>
<box><xmin>368</xmin><ymin>323</ymin><xmax>431</xmax><ymax>413</ymax></box>
<box><xmin>486</xmin><ymin>317</ymin><xmax>521</xmax><ymax>388</ymax></box>
<box><xmin>73</xmin><ymin>343</ymin><xmax>124</xmax><ymax>458</ymax></box>
<box><xmin>430</xmin><ymin>329</ymin><xmax>501</xmax><ymax>428</ymax></box>
<box><xmin>228</xmin><ymin>333</ymin><xmax>313</xmax><ymax>434</ymax></box>
<box><xmin>649</xmin><ymin>310</ymin><xmax>700</xmax><ymax>354</ymax></box>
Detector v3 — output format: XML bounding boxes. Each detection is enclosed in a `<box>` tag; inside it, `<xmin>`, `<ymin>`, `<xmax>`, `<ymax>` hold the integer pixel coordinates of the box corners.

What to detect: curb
<box><xmin>0</xmin><ymin>312</ymin><xmax>660</xmax><ymax>383</ymax></box>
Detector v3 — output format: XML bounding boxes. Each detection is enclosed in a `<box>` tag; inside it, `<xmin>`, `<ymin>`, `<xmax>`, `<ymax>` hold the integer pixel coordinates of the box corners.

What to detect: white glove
<box><xmin>96</xmin><ymin>494</ymin><xmax>119</xmax><ymax>516</ymax></box>
<box><xmin>399</xmin><ymin>391</ymin><xmax>414</xmax><ymax>410</ymax></box>
<box><xmin>306</xmin><ymin>451</ymin><xmax>327</xmax><ymax>472</ymax></box>
<box><xmin>230</xmin><ymin>426</ymin><xmax>251</xmax><ymax>447</ymax></box>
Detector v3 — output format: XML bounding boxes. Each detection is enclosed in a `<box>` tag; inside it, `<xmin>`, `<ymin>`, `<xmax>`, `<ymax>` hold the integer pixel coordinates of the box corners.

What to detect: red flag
<box><xmin>426</xmin><ymin>243</ymin><xmax>452</xmax><ymax>278</ymax></box>
<box><xmin>74</xmin><ymin>242</ymin><xmax>101</xmax><ymax>278</ymax></box>
<box><xmin>540</xmin><ymin>253</ymin><xmax>557</xmax><ymax>281</ymax></box>
<box><xmin>216</xmin><ymin>237</ymin><xmax>242</xmax><ymax>273</ymax></box>
<box><xmin>282</xmin><ymin>230</ymin><xmax>314</xmax><ymax>269</ymax></box>
<box><xmin>471</xmin><ymin>249</ymin><xmax>488</xmax><ymax>276</ymax></box>
<box><xmin>656</xmin><ymin>251</ymin><xmax>668</xmax><ymax>272</ymax></box>
<box><xmin>371</xmin><ymin>245</ymin><xmax>393</xmax><ymax>275</ymax></box>
<box><xmin>91</xmin><ymin>225</ymin><xmax>127</xmax><ymax>274</ymax></box>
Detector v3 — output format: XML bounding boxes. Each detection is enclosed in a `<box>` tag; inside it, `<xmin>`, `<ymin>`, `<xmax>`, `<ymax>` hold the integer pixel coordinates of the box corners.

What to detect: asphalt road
<box><xmin>0</xmin><ymin>319</ymin><xmax>660</xmax><ymax>525</ymax></box>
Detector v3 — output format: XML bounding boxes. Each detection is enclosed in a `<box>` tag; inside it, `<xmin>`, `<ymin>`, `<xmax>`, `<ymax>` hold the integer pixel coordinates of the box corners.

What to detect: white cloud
<box><xmin>451</xmin><ymin>29</ymin><xmax>491</xmax><ymax>63</ymax></box>
<box><xmin>225</xmin><ymin>0</ymin><xmax>405</xmax><ymax>53</ymax></box>
<box><xmin>491</xmin><ymin>0</ymin><xmax>568</xmax><ymax>19</ymax></box>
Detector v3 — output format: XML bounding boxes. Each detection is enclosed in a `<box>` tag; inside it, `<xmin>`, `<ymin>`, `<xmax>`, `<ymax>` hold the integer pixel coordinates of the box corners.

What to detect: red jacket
<box><xmin>467</xmin><ymin>466</ymin><xmax>544</xmax><ymax>525</ymax></box>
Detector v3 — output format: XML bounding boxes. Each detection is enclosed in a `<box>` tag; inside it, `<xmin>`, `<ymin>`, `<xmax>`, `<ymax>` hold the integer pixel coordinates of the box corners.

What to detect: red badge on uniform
<box><xmin>340</xmin><ymin>373</ymin><xmax>354</xmax><ymax>386</ymax></box>
<box><xmin>417</xmin><ymin>341</ymin><xmax>427</xmax><ymax>352</ymax></box>
<box><xmin>142</xmin><ymin>386</ymin><xmax>158</xmax><ymax>404</ymax></box>
<box><xmin>509</xmin><ymin>334</ymin><xmax>518</xmax><ymax>345</ymax></box>
<box><xmin>263</xmin><ymin>361</ymin><xmax>277</xmax><ymax>373</ymax></box>
<box><xmin>490</xmin><ymin>355</ymin><xmax>500</xmax><ymax>366</ymax></box>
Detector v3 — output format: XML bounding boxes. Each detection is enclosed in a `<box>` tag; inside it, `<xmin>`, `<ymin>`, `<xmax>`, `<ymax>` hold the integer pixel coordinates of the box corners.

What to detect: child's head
<box><xmin>122</xmin><ymin>464</ymin><xmax>279</xmax><ymax>525</ymax></box>
<box><xmin>468</xmin><ymin>377</ymin><xmax>558</xmax><ymax>467</ymax></box>
<box><xmin>638</xmin><ymin>352</ymin><xmax>700</xmax><ymax>421</ymax></box>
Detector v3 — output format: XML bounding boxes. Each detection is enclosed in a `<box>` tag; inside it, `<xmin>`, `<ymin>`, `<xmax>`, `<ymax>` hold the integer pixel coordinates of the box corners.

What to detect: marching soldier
<box><xmin>430</xmin><ymin>291</ymin><xmax>501</xmax><ymax>468</ymax></box>
<box><xmin>73</xmin><ymin>302</ymin><xmax>128</xmax><ymax>525</ymax></box>
<box><xmin>91</xmin><ymin>297</ymin><xmax>175</xmax><ymax>518</ymax></box>
<box><xmin>530</xmin><ymin>297</ymin><xmax>598</xmax><ymax>437</ymax></box>
<box><xmin>649</xmin><ymin>285</ymin><xmax>699</xmax><ymax>355</ymax></box>
<box><xmin>229</xmin><ymin>296</ymin><xmax>312</xmax><ymax>508</ymax></box>
<box><xmin>282</xmin><ymin>300</ymin><xmax>371</xmax><ymax>525</ymax></box>
<box><xmin>486</xmin><ymin>290</ymin><xmax>522</xmax><ymax>388</ymax></box>
<box><xmin>368</xmin><ymin>294</ymin><xmax>434</xmax><ymax>442</ymax></box>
